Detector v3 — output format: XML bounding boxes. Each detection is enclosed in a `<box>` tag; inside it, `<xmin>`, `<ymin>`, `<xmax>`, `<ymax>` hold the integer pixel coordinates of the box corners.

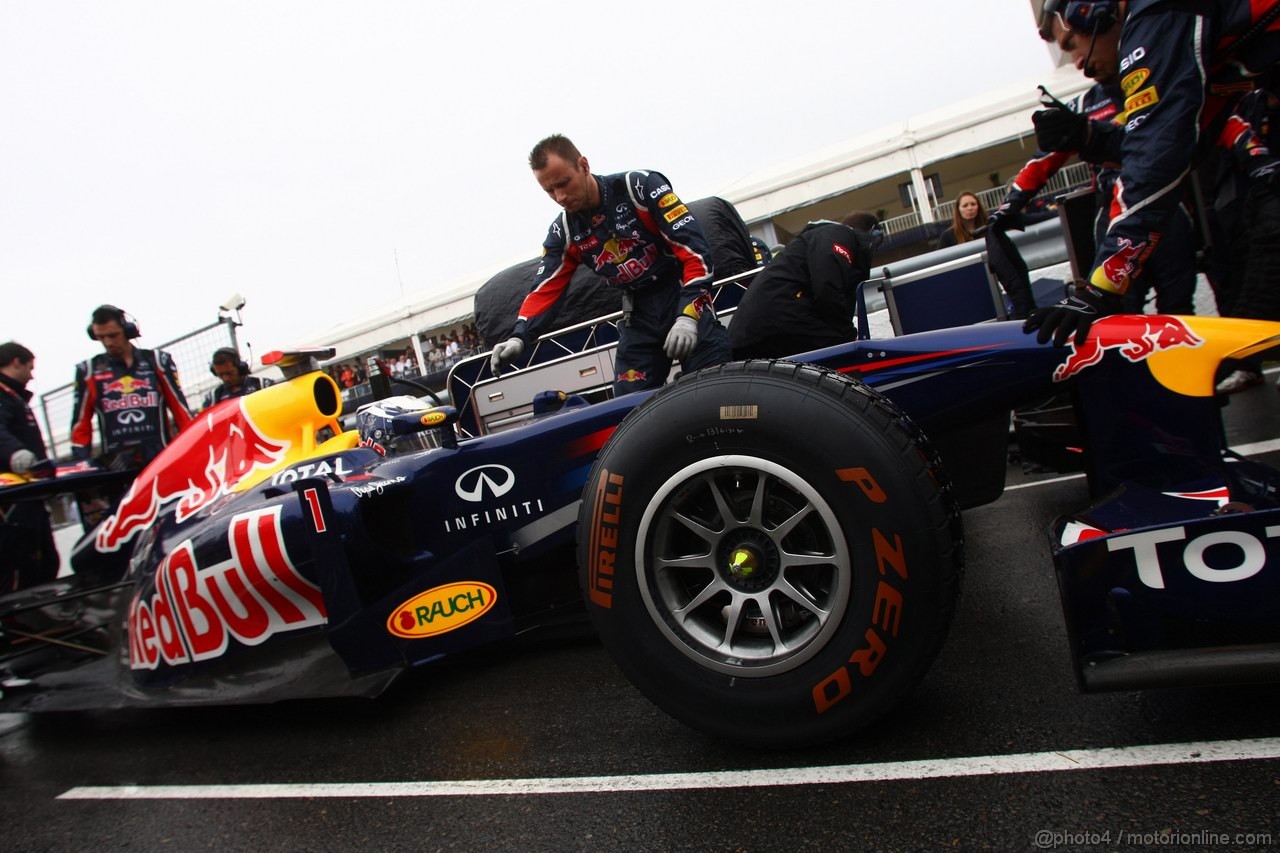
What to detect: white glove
<box><xmin>489</xmin><ymin>337</ymin><xmax>525</xmax><ymax>377</ymax></box>
<box><xmin>9</xmin><ymin>449</ymin><xmax>37</xmax><ymax>475</ymax></box>
<box><xmin>663</xmin><ymin>316</ymin><xmax>699</xmax><ymax>361</ymax></box>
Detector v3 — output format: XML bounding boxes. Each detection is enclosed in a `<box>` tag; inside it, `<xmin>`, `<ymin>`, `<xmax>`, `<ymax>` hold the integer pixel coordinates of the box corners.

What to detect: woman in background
<box><xmin>937</xmin><ymin>191</ymin><xmax>988</xmax><ymax>248</ymax></box>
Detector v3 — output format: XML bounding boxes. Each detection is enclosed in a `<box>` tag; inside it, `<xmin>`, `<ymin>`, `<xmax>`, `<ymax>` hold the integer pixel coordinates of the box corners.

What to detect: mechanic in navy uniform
<box><xmin>729</xmin><ymin>212</ymin><xmax>882</xmax><ymax>360</ymax></box>
<box><xmin>200</xmin><ymin>347</ymin><xmax>272</xmax><ymax>411</ymax></box>
<box><xmin>0</xmin><ymin>342</ymin><xmax>59</xmax><ymax>591</ymax></box>
<box><xmin>71</xmin><ymin>305</ymin><xmax>193</xmax><ymax>465</ymax></box>
<box><xmin>1025</xmin><ymin>0</ymin><xmax>1280</xmax><ymax>347</ymax></box>
<box><xmin>987</xmin><ymin>4</ymin><xmax>1195</xmax><ymax>317</ymax></box>
<box><xmin>490</xmin><ymin>135</ymin><xmax>731</xmax><ymax>394</ymax></box>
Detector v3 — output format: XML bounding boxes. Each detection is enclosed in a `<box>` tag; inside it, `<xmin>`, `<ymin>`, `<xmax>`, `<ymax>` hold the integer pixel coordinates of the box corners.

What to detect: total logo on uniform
<box><xmin>444</xmin><ymin>464</ymin><xmax>544</xmax><ymax>533</ymax></box>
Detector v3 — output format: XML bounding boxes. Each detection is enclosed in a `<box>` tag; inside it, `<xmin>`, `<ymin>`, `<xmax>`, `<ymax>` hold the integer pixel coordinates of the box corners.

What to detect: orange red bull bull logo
<box><xmin>96</xmin><ymin>398</ymin><xmax>291</xmax><ymax>552</ymax></box>
<box><xmin>104</xmin><ymin>376</ymin><xmax>151</xmax><ymax>395</ymax></box>
<box><xmin>127</xmin><ymin>506</ymin><xmax>327</xmax><ymax>670</ymax></box>
<box><xmin>1053</xmin><ymin>315</ymin><xmax>1205</xmax><ymax>382</ymax></box>
<box><xmin>617</xmin><ymin>369</ymin><xmax>648</xmax><ymax>383</ymax></box>
<box><xmin>594</xmin><ymin>236</ymin><xmax>643</xmax><ymax>271</ymax></box>
<box><xmin>1091</xmin><ymin>237</ymin><xmax>1151</xmax><ymax>290</ymax></box>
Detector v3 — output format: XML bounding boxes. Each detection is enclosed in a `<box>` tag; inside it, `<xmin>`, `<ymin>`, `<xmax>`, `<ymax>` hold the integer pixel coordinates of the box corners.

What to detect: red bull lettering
<box><xmin>1053</xmin><ymin>315</ymin><xmax>1205</xmax><ymax>382</ymax></box>
<box><xmin>96</xmin><ymin>399</ymin><xmax>292</xmax><ymax>552</ymax></box>
<box><xmin>127</xmin><ymin>506</ymin><xmax>327</xmax><ymax>670</ymax></box>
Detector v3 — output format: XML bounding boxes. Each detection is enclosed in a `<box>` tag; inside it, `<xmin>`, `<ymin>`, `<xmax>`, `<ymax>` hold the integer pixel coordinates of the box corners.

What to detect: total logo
<box><xmin>270</xmin><ymin>457</ymin><xmax>353</xmax><ymax>486</ymax></box>
<box><xmin>1107</xmin><ymin>524</ymin><xmax>1280</xmax><ymax>589</ymax></box>
<box><xmin>455</xmin><ymin>464</ymin><xmax>515</xmax><ymax>501</ymax></box>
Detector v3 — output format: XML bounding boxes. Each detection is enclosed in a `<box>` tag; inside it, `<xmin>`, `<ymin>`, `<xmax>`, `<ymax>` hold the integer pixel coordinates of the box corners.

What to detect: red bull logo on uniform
<box><xmin>593</xmin><ymin>236</ymin><xmax>643</xmax><ymax>271</ymax></box>
<box><xmin>1091</xmin><ymin>237</ymin><xmax>1151</xmax><ymax>290</ymax></box>
<box><xmin>617</xmin><ymin>369</ymin><xmax>648</xmax><ymax>383</ymax></box>
<box><xmin>104</xmin><ymin>376</ymin><xmax>152</xmax><ymax>395</ymax></box>
<box><xmin>1053</xmin><ymin>315</ymin><xmax>1205</xmax><ymax>382</ymax></box>
<box><xmin>96</xmin><ymin>399</ymin><xmax>292</xmax><ymax>552</ymax></box>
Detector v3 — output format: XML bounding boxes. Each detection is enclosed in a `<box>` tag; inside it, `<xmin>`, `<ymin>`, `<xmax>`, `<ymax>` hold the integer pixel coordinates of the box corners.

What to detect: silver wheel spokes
<box><xmin>638</xmin><ymin>457</ymin><xmax>852</xmax><ymax>677</ymax></box>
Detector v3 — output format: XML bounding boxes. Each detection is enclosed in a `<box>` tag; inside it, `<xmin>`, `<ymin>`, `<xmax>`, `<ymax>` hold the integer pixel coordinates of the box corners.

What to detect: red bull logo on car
<box><xmin>1053</xmin><ymin>315</ymin><xmax>1205</xmax><ymax>382</ymax></box>
<box><xmin>127</xmin><ymin>506</ymin><xmax>327</xmax><ymax>670</ymax></box>
<box><xmin>96</xmin><ymin>399</ymin><xmax>291</xmax><ymax>552</ymax></box>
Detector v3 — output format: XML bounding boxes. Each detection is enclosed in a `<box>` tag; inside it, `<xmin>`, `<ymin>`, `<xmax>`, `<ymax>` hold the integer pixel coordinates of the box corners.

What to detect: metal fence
<box><xmin>880</xmin><ymin>160</ymin><xmax>1094</xmax><ymax>237</ymax></box>
<box><xmin>38</xmin><ymin>318</ymin><xmax>241</xmax><ymax>458</ymax></box>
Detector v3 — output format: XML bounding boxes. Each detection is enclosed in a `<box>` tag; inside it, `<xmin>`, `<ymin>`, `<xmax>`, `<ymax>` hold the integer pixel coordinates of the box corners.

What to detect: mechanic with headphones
<box><xmin>728</xmin><ymin>212</ymin><xmax>883</xmax><ymax>359</ymax></box>
<box><xmin>987</xmin><ymin>0</ymin><xmax>1196</xmax><ymax>320</ymax></box>
<box><xmin>1024</xmin><ymin>0</ymin><xmax>1280</xmax><ymax>348</ymax></box>
<box><xmin>70</xmin><ymin>304</ymin><xmax>193</xmax><ymax>465</ymax></box>
<box><xmin>200</xmin><ymin>347</ymin><xmax>272</xmax><ymax>411</ymax></box>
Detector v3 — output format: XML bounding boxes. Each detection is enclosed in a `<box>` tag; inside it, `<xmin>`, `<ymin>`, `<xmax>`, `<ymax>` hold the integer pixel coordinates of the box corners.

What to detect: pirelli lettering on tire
<box><xmin>589</xmin><ymin>469</ymin><xmax>624</xmax><ymax>608</ymax></box>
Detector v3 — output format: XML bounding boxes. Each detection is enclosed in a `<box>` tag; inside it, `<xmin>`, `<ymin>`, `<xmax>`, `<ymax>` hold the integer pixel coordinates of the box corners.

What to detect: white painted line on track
<box><xmin>1004</xmin><ymin>437</ymin><xmax>1280</xmax><ymax>492</ymax></box>
<box><xmin>58</xmin><ymin>737</ymin><xmax>1280</xmax><ymax>800</ymax></box>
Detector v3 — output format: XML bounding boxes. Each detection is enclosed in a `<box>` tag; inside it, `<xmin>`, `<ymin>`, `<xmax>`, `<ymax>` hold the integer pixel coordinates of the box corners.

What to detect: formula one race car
<box><xmin>2</xmin><ymin>312</ymin><xmax>1279</xmax><ymax>747</ymax></box>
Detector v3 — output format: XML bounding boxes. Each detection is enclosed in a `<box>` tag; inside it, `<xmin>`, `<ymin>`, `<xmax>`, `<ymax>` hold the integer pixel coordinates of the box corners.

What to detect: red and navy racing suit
<box><xmin>70</xmin><ymin>347</ymin><xmax>193</xmax><ymax>464</ymax></box>
<box><xmin>1081</xmin><ymin>0</ymin><xmax>1280</xmax><ymax>298</ymax></box>
<box><xmin>0</xmin><ymin>372</ymin><xmax>58</xmax><ymax>590</ymax></box>
<box><xmin>1007</xmin><ymin>81</ymin><xmax>1196</xmax><ymax>313</ymax></box>
<box><xmin>513</xmin><ymin>170</ymin><xmax>731</xmax><ymax>394</ymax></box>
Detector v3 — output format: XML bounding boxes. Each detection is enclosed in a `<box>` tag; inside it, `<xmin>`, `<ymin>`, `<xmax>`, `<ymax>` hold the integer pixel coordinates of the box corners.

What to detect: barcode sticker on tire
<box><xmin>719</xmin><ymin>405</ymin><xmax>758</xmax><ymax>420</ymax></box>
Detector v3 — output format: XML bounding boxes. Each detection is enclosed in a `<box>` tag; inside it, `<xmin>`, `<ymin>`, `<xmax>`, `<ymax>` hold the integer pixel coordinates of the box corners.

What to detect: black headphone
<box><xmin>210</xmin><ymin>347</ymin><xmax>250</xmax><ymax>377</ymax></box>
<box><xmin>1042</xmin><ymin>0</ymin><xmax>1119</xmax><ymax>36</ymax></box>
<box><xmin>86</xmin><ymin>304</ymin><xmax>141</xmax><ymax>341</ymax></box>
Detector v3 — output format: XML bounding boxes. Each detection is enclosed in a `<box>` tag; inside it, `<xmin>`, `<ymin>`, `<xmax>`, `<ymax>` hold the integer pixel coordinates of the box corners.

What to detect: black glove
<box><xmin>983</xmin><ymin>203</ymin><xmax>1025</xmax><ymax>235</ymax></box>
<box><xmin>1022</xmin><ymin>283</ymin><xmax>1123</xmax><ymax>347</ymax></box>
<box><xmin>1032</xmin><ymin>106</ymin><xmax>1088</xmax><ymax>153</ymax></box>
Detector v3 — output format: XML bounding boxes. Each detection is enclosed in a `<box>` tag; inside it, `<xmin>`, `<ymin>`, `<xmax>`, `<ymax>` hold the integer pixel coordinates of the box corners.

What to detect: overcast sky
<box><xmin>2</xmin><ymin>1</ymin><xmax>1057</xmax><ymax>397</ymax></box>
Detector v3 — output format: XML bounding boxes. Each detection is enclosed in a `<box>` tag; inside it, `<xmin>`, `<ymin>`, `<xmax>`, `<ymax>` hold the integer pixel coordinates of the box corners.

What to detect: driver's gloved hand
<box><xmin>489</xmin><ymin>337</ymin><xmax>525</xmax><ymax>378</ymax></box>
<box><xmin>1023</xmin><ymin>283</ymin><xmax>1123</xmax><ymax>347</ymax></box>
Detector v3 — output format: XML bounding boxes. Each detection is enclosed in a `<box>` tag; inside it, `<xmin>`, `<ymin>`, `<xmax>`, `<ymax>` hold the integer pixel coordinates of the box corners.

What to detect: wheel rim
<box><xmin>634</xmin><ymin>455</ymin><xmax>852</xmax><ymax>677</ymax></box>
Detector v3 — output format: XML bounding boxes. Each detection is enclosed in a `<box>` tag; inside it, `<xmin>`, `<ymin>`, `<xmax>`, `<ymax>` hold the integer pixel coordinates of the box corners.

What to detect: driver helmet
<box><xmin>355</xmin><ymin>395</ymin><xmax>440</xmax><ymax>455</ymax></box>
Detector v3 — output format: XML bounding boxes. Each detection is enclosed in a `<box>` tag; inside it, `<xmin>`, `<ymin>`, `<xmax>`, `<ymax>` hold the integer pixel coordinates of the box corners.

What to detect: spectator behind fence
<box><xmin>0</xmin><ymin>341</ymin><xmax>59</xmax><ymax>591</ymax></box>
<box><xmin>936</xmin><ymin>191</ymin><xmax>988</xmax><ymax>249</ymax></box>
<box><xmin>70</xmin><ymin>304</ymin><xmax>192</xmax><ymax>466</ymax></box>
<box><xmin>729</xmin><ymin>212</ymin><xmax>883</xmax><ymax>359</ymax></box>
<box><xmin>200</xmin><ymin>347</ymin><xmax>272</xmax><ymax>411</ymax></box>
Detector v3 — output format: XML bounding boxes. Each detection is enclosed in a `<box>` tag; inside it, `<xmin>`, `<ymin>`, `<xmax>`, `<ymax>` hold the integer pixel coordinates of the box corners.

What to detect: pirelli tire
<box><xmin>577</xmin><ymin>360</ymin><xmax>964</xmax><ymax>747</ymax></box>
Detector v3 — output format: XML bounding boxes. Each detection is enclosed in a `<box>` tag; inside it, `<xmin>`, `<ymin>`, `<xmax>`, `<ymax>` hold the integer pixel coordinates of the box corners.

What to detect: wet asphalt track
<box><xmin>4</xmin><ymin>330</ymin><xmax>1280</xmax><ymax>852</ymax></box>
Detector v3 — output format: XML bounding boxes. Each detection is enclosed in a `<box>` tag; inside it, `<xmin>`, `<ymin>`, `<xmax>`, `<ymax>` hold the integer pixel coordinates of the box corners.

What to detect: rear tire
<box><xmin>578</xmin><ymin>360</ymin><xmax>964</xmax><ymax>746</ymax></box>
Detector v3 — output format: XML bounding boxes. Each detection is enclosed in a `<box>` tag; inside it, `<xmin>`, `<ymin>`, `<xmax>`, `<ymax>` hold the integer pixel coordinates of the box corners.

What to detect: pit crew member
<box><xmin>490</xmin><ymin>135</ymin><xmax>731</xmax><ymax>394</ymax></box>
<box><xmin>71</xmin><ymin>304</ymin><xmax>193</xmax><ymax>465</ymax></box>
<box><xmin>1024</xmin><ymin>0</ymin><xmax>1280</xmax><ymax>347</ymax></box>
<box><xmin>729</xmin><ymin>212</ymin><xmax>882</xmax><ymax>359</ymax></box>
<box><xmin>201</xmin><ymin>347</ymin><xmax>272</xmax><ymax>411</ymax></box>
<box><xmin>989</xmin><ymin>2</ymin><xmax>1195</xmax><ymax>317</ymax></box>
<box><xmin>0</xmin><ymin>341</ymin><xmax>59</xmax><ymax>590</ymax></box>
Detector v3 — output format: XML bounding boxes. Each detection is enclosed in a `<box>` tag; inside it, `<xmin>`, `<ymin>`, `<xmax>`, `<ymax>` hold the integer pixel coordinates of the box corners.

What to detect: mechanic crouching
<box><xmin>490</xmin><ymin>135</ymin><xmax>731</xmax><ymax>393</ymax></box>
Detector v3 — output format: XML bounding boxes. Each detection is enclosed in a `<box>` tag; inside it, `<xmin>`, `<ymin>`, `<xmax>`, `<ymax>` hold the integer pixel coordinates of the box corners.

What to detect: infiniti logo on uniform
<box><xmin>455</xmin><ymin>464</ymin><xmax>516</xmax><ymax>502</ymax></box>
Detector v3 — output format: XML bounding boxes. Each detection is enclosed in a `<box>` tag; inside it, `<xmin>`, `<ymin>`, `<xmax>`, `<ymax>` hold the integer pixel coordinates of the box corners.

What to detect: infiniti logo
<box><xmin>455</xmin><ymin>464</ymin><xmax>516</xmax><ymax>502</ymax></box>
<box><xmin>117</xmin><ymin>409</ymin><xmax>146</xmax><ymax>424</ymax></box>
